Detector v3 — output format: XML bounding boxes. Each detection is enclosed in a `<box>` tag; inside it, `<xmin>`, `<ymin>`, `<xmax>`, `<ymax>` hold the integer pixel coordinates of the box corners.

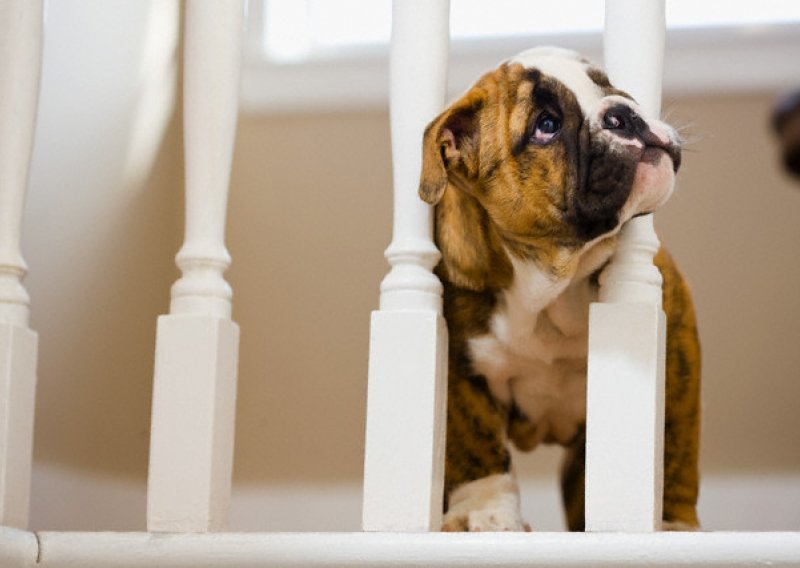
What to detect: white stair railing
<box><xmin>362</xmin><ymin>0</ymin><xmax>451</xmax><ymax>532</ymax></box>
<box><xmin>0</xmin><ymin>0</ymin><xmax>43</xmax><ymax>530</ymax></box>
<box><xmin>363</xmin><ymin>0</ymin><xmax>671</xmax><ymax>535</ymax></box>
<box><xmin>1</xmin><ymin>1</ymin><xmax>800</xmax><ymax>566</ymax></box>
<box><xmin>586</xmin><ymin>0</ymin><xmax>668</xmax><ymax>532</ymax></box>
<box><xmin>146</xmin><ymin>0</ymin><xmax>245</xmax><ymax>533</ymax></box>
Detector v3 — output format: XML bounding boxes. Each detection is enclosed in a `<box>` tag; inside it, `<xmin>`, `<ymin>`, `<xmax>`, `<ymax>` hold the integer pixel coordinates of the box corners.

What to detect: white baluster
<box><xmin>0</xmin><ymin>0</ymin><xmax>43</xmax><ymax>530</ymax></box>
<box><xmin>585</xmin><ymin>0</ymin><xmax>667</xmax><ymax>532</ymax></box>
<box><xmin>362</xmin><ymin>0</ymin><xmax>450</xmax><ymax>532</ymax></box>
<box><xmin>147</xmin><ymin>0</ymin><xmax>245</xmax><ymax>533</ymax></box>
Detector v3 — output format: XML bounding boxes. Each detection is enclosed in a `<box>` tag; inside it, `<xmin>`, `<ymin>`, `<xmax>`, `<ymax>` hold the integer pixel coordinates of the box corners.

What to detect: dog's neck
<box><xmin>493</xmin><ymin>237</ymin><xmax>617</xmax><ymax>359</ymax></box>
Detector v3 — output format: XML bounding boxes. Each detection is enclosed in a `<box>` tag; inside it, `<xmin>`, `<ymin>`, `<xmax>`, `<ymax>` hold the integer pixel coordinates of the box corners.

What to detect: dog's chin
<box><xmin>623</xmin><ymin>154</ymin><xmax>676</xmax><ymax>219</ymax></box>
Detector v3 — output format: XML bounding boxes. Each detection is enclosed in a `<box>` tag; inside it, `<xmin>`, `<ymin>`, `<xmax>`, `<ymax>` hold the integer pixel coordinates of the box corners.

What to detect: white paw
<box><xmin>441</xmin><ymin>473</ymin><xmax>531</xmax><ymax>532</ymax></box>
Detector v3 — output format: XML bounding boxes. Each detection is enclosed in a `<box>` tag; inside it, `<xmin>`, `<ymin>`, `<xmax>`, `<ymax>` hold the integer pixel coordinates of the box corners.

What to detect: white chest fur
<box><xmin>467</xmin><ymin>248</ymin><xmax>611</xmax><ymax>447</ymax></box>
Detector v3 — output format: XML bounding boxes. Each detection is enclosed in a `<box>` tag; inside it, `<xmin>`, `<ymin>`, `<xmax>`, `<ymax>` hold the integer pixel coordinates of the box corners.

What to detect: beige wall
<box><xmin>656</xmin><ymin>94</ymin><xmax>800</xmax><ymax>475</ymax></box>
<box><xmin>20</xmin><ymin>1</ymin><xmax>800</xmax><ymax>531</ymax></box>
<box><xmin>226</xmin><ymin>93</ymin><xmax>800</xmax><ymax>484</ymax></box>
<box><xmin>227</xmin><ymin>110</ymin><xmax>392</xmax><ymax>483</ymax></box>
<box><xmin>30</xmin><ymin>93</ymin><xmax>800</xmax><ymax>485</ymax></box>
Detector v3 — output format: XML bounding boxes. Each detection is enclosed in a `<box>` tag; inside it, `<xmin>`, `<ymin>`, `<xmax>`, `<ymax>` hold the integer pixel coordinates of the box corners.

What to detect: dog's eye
<box><xmin>533</xmin><ymin>112</ymin><xmax>562</xmax><ymax>143</ymax></box>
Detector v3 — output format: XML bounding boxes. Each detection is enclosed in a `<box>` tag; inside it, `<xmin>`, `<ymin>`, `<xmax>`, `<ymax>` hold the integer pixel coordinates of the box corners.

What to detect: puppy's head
<box><xmin>420</xmin><ymin>47</ymin><xmax>681</xmax><ymax>290</ymax></box>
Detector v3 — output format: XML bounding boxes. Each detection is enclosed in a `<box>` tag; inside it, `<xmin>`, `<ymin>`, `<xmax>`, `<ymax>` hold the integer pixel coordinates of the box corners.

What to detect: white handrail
<box><xmin>585</xmin><ymin>0</ymin><xmax>668</xmax><ymax>532</ymax></box>
<box><xmin>362</xmin><ymin>0</ymin><xmax>451</xmax><ymax>532</ymax></box>
<box><xmin>0</xmin><ymin>0</ymin><xmax>43</xmax><ymax>530</ymax></box>
<box><xmin>147</xmin><ymin>0</ymin><xmax>245</xmax><ymax>533</ymax></box>
<box><xmin>6</xmin><ymin>529</ymin><xmax>800</xmax><ymax>567</ymax></box>
<box><xmin>1</xmin><ymin>3</ymin><xmax>796</xmax><ymax>563</ymax></box>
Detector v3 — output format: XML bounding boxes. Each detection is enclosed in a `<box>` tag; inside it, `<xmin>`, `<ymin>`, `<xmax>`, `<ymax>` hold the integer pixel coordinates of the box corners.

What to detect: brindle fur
<box><xmin>420</xmin><ymin>59</ymin><xmax>701</xmax><ymax>530</ymax></box>
<box><xmin>559</xmin><ymin>249</ymin><xmax>701</xmax><ymax>531</ymax></box>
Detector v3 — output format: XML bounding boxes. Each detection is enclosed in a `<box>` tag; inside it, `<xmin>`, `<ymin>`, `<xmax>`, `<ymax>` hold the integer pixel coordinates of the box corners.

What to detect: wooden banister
<box><xmin>362</xmin><ymin>0</ymin><xmax>451</xmax><ymax>532</ymax></box>
<box><xmin>146</xmin><ymin>0</ymin><xmax>245</xmax><ymax>533</ymax></box>
<box><xmin>585</xmin><ymin>0</ymin><xmax>668</xmax><ymax>532</ymax></box>
<box><xmin>0</xmin><ymin>0</ymin><xmax>43</xmax><ymax>530</ymax></box>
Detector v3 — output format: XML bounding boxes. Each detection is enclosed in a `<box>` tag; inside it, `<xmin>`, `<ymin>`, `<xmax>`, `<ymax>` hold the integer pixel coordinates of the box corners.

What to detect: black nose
<box><xmin>602</xmin><ymin>105</ymin><xmax>646</xmax><ymax>138</ymax></box>
<box><xmin>601</xmin><ymin>104</ymin><xmax>681</xmax><ymax>172</ymax></box>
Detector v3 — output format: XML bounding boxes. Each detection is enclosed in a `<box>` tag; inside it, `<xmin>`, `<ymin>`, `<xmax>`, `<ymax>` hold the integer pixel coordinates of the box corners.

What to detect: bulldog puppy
<box><xmin>419</xmin><ymin>47</ymin><xmax>700</xmax><ymax>532</ymax></box>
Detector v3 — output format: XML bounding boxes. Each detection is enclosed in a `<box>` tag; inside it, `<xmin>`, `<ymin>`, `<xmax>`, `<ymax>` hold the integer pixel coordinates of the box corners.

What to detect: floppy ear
<box><xmin>418</xmin><ymin>90</ymin><xmax>484</xmax><ymax>205</ymax></box>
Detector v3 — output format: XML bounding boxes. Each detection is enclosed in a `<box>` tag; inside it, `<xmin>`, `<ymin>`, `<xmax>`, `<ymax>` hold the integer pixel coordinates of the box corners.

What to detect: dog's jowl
<box><xmin>420</xmin><ymin>47</ymin><xmax>700</xmax><ymax>532</ymax></box>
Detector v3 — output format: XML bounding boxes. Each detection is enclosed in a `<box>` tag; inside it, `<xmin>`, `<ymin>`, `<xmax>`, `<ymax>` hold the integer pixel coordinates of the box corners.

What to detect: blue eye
<box><xmin>533</xmin><ymin>112</ymin><xmax>562</xmax><ymax>143</ymax></box>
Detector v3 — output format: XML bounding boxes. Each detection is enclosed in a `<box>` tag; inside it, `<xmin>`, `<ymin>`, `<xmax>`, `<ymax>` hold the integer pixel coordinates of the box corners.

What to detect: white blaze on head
<box><xmin>509</xmin><ymin>47</ymin><xmax>605</xmax><ymax>118</ymax></box>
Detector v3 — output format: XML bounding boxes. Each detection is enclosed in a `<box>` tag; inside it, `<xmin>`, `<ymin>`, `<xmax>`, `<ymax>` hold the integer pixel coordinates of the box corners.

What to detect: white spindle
<box><xmin>0</xmin><ymin>0</ymin><xmax>43</xmax><ymax>530</ymax></box>
<box><xmin>585</xmin><ymin>0</ymin><xmax>667</xmax><ymax>532</ymax></box>
<box><xmin>147</xmin><ymin>0</ymin><xmax>245</xmax><ymax>533</ymax></box>
<box><xmin>362</xmin><ymin>0</ymin><xmax>450</xmax><ymax>532</ymax></box>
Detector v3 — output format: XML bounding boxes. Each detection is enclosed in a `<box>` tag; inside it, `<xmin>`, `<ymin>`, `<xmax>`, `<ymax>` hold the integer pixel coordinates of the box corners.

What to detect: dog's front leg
<box><xmin>441</xmin><ymin>372</ymin><xmax>529</xmax><ymax>532</ymax></box>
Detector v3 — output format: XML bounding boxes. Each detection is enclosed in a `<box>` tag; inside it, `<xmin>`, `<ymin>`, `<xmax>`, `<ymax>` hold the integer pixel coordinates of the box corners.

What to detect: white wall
<box><xmin>24</xmin><ymin>0</ymin><xmax>181</xmax><ymax>523</ymax></box>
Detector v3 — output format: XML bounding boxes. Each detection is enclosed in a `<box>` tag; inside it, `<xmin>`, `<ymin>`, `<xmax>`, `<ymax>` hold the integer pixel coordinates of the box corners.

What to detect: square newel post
<box><xmin>585</xmin><ymin>0</ymin><xmax>668</xmax><ymax>532</ymax></box>
<box><xmin>0</xmin><ymin>0</ymin><xmax>43</xmax><ymax>530</ymax></box>
<box><xmin>362</xmin><ymin>0</ymin><xmax>451</xmax><ymax>532</ymax></box>
<box><xmin>147</xmin><ymin>0</ymin><xmax>245</xmax><ymax>533</ymax></box>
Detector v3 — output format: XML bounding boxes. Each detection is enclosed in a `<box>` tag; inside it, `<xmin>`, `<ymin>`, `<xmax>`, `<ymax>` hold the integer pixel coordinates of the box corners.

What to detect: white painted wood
<box><xmin>362</xmin><ymin>0</ymin><xmax>451</xmax><ymax>532</ymax></box>
<box><xmin>363</xmin><ymin>312</ymin><xmax>448</xmax><ymax>531</ymax></box>
<box><xmin>0</xmin><ymin>0</ymin><xmax>43</xmax><ymax>531</ymax></box>
<box><xmin>169</xmin><ymin>0</ymin><xmax>244</xmax><ymax>320</ymax></box>
<box><xmin>147</xmin><ymin>317</ymin><xmax>239</xmax><ymax>532</ymax></box>
<box><xmin>604</xmin><ymin>1</ymin><xmax>665</xmax><ymax>121</ymax></box>
<box><xmin>598</xmin><ymin>0</ymin><xmax>665</xmax><ymax>305</ymax></box>
<box><xmin>378</xmin><ymin>0</ymin><xmax>450</xmax><ymax>314</ymax></box>
<box><xmin>0</xmin><ymin>526</ymin><xmax>37</xmax><ymax>567</ymax></box>
<box><xmin>21</xmin><ymin>530</ymin><xmax>800</xmax><ymax>567</ymax></box>
<box><xmin>585</xmin><ymin>0</ymin><xmax>667</xmax><ymax>532</ymax></box>
<box><xmin>147</xmin><ymin>0</ymin><xmax>245</xmax><ymax>533</ymax></box>
<box><xmin>598</xmin><ymin>216</ymin><xmax>663</xmax><ymax>307</ymax></box>
<box><xmin>599</xmin><ymin>0</ymin><xmax>666</xmax><ymax>307</ymax></box>
<box><xmin>586</xmin><ymin>304</ymin><xmax>666</xmax><ymax>531</ymax></box>
<box><xmin>0</xmin><ymin>327</ymin><xmax>38</xmax><ymax>530</ymax></box>
<box><xmin>0</xmin><ymin>0</ymin><xmax>42</xmax><ymax>328</ymax></box>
